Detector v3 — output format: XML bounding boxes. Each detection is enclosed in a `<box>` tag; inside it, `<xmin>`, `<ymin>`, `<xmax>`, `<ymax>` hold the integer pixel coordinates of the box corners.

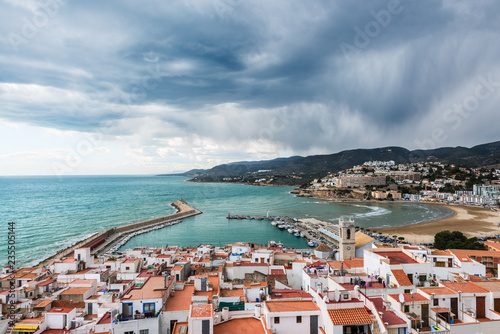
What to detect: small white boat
<box><xmin>277</xmin><ymin>241</ymin><xmax>283</xmax><ymax>247</ymax></box>
<box><xmin>294</xmin><ymin>232</ymin><xmax>301</xmax><ymax>237</ymax></box>
<box><xmin>271</xmin><ymin>220</ymin><xmax>278</xmax><ymax>226</ymax></box>
<box><xmin>278</xmin><ymin>224</ymin><xmax>286</xmax><ymax>229</ymax></box>
<box><xmin>269</xmin><ymin>240</ymin><xmax>277</xmax><ymax>247</ymax></box>
<box><xmin>300</xmin><ymin>232</ymin><xmax>305</xmax><ymax>237</ymax></box>
<box><xmin>288</xmin><ymin>228</ymin><xmax>294</xmax><ymax>233</ymax></box>
<box><xmin>308</xmin><ymin>240</ymin><xmax>317</xmax><ymax>247</ymax></box>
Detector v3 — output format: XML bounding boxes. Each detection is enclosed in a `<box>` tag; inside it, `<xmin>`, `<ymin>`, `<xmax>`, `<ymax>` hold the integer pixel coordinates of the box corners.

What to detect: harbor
<box><xmin>228</xmin><ymin>212</ymin><xmax>339</xmax><ymax>250</ymax></box>
<box><xmin>37</xmin><ymin>200</ymin><xmax>202</xmax><ymax>266</ymax></box>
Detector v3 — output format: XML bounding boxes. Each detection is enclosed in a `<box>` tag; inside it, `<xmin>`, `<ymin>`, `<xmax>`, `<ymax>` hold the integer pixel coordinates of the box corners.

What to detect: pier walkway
<box><xmin>37</xmin><ymin>200</ymin><xmax>202</xmax><ymax>266</ymax></box>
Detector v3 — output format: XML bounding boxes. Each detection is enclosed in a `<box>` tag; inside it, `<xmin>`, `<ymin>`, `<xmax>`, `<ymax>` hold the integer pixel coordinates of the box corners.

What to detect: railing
<box><xmin>418</xmin><ymin>330</ymin><xmax>448</xmax><ymax>334</ymax></box>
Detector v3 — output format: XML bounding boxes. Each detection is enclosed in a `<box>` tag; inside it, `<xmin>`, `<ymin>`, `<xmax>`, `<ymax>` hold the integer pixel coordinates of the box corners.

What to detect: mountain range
<box><xmin>162</xmin><ymin>141</ymin><xmax>500</xmax><ymax>182</ymax></box>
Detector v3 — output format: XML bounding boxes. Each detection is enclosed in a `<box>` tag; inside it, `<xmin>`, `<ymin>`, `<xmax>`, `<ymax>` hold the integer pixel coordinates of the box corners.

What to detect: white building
<box><xmin>262</xmin><ymin>300</ymin><xmax>322</xmax><ymax>334</ymax></box>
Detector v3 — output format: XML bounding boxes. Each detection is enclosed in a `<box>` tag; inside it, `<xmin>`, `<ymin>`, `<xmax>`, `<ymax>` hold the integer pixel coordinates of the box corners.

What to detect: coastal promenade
<box><xmin>37</xmin><ymin>200</ymin><xmax>202</xmax><ymax>267</ymax></box>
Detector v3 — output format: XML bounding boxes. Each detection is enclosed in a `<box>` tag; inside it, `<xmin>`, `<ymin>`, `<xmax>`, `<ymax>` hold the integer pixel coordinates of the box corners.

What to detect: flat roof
<box><xmin>375</xmin><ymin>251</ymin><xmax>418</xmax><ymax>264</ymax></box>
<box><xmin>34</xmin><ymin>300</ymin><xmax>53</xmax><ymax>308</ymax></box>
<box><xmin>265</xmin><ymin>300</ymin><xmax>319</xmax><ymax>313</ymax></box>
<box><xmin>165</xmin><ymin>285</ymin><xmax>195</xmax><ymax>312</ymax></box>
<box><xmin>388</xmin><ymin>293</ymin><xmax>429</xmax><ymax>303</ymax></box>
<box><xmin>124</xmin><ymin>276</ymin><xmax>168</xmax><ymax>300</ymax></box>
<box><xmin>60</xmin><ymin>287</ymin><xmax>92</xmax><ymax>295</ymax></box>
<box><xmin>191</xmin><ymin>304</ymin><xmax>213</xmax><ymax>318</ymax></box>
<box><xmin>214</xmin><ymin>317</ymin><xmax>266</xmax><ymax>334</ymax></box>
<box><xmin>47</xmin><ymin>307</ymin><xmax>74</xmax><ymax>313</ymax></box>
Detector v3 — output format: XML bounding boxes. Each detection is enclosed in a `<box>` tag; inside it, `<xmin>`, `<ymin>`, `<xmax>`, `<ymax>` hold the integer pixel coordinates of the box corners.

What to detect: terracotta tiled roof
<box><xmin>484</xmin><ymin>240</ymin><xmax>500</xmax><ymax>251</ymax></box>
<box><xmin>419</xmin><ymin>287</ymin><xmax>458</xmax><ymax>296</ymax></box>
<box><xmin>265</xmin><ymin>300</ymin><xmax>320</xmax><ymax>313</ymax></box>
<box><xmin>315</xmin><ymin>243</ymin><xmax>333</xmax><ymax>252</ymax></box>
<box><xmin>391</xmin><ymin>269</ymin><xmax>412</xmax><ymax>287</ymax></box>
<box><xmin>244</xmin><ymin>282</ymin><xmax>268</xmax><ymax>288</ymax></box>
<box><xmin>344</xmin><ymin>258</ymin><xmax>364</xmax><ymax>268</ymax></box>
<box><xmin>47</xmin><ymin>307</ymin><xmax>74</xmax><ymax>313</ymax></box>
<box><xmin>328</xmin><ymin>307</ymin><xmax>373</xmax><ymax>325</ymax></box>
<box><xmin>34</xmin><ymin>300</ymin><xmax>53</xmax><ymax>308</ymax></box>
<box><xmin>60</xmin><ymin>287</ymin><xmax>91</xmax><ymax>295</ymax></box>
<box><xmin>36</xmin><ymin>279</ymin><xmax>56</xmax><ymax>286</ymax></box>
<box><xmin>214</xmin><ymin>317</ymin><xmax>266</xmax><ymax>334</ymax></box>
<box><xmin>449</xmin><ymin>249</ymin><xmax>500</xmax><ymax>259</ymax></box>
<box><xmin>471</xmin><ymin>281</ymin><xmax>500</xmax><ymax>292</ymax></box>
<box><xmin>355</xmin><ymin>232</ymin><xmax>375</xmax><ymax>248</ymax></box>
<box><xmin>441</xmin><ymin>282</ymin><xmax>490</xmax><ymax>294</ymax></box>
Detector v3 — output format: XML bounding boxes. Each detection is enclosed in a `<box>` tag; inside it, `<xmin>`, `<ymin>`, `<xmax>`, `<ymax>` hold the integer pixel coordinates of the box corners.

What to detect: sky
<box><xmin>0</xmin><ymin>0</ymin><xmax>499</xmax><ymax>175</ymax></box>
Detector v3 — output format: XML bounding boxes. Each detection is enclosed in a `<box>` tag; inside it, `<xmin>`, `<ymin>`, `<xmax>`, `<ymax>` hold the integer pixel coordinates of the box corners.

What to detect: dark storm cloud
<box><xmin>0</xmin><ymin>0</ymin><xmax>499</xmax><ymax>154</ymax></box>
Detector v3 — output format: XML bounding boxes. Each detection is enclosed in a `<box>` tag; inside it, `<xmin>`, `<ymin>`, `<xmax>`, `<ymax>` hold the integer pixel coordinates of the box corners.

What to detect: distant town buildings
<box><xmin>305</xmin><ymin>160</ymin><xmax>499</xmax><ymax>208</ymax></box>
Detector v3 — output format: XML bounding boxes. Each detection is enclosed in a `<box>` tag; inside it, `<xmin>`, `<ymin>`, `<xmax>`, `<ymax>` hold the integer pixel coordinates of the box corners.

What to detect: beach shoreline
<box><xmin>375</xmin><ymin>203</ymin><xmax>500</xmax><ymax>244</ymax></box>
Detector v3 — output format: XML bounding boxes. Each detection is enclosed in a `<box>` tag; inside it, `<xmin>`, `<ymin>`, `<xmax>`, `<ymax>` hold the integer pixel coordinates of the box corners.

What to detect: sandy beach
<box><xmin>376</xmin><ymin>204</ymin><xmax>500</xmax><ymax>244</ymax></box>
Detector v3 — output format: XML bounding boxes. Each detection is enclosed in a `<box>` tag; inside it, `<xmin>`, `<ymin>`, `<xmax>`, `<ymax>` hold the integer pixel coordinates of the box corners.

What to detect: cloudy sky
<box><xmin>0</xmin><ymin>0</ymin><xmax>499</xmax><ymax>175</ymax></box>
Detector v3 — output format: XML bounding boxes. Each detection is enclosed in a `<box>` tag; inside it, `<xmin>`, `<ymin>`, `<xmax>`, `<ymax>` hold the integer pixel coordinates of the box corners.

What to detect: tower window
<box><xmin>346</xmin><ymin>229</ymin><xmax>351</xmax><ymax>240</ymax></box>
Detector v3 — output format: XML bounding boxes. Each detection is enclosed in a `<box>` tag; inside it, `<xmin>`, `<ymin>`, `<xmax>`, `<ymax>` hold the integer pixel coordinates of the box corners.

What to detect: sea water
<box><xmin>0</xmin><ymin>175</ymin><xmax>453</xmax><ymax>267</ymax></box>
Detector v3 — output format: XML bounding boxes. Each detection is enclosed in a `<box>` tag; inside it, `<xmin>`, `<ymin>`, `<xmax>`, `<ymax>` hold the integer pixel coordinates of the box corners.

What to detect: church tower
<box><xmin>339</xmin><ymin>216</ymin><xmax>356</xmax><ymax>261</ymax></box>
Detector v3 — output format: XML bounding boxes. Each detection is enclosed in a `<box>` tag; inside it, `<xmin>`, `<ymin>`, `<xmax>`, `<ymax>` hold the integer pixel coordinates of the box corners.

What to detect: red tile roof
<box><xmin>60</xmin><ymin>287</ymin><xmax>91</xmax><ymax>295</ymax></box>
<box><xmin>36</xmin><ymin>279</ymin><xmax>56</xmax><ymax>287</ymax></box>
<box><xmin>191</xmin><ymin>304</ymin><xmax>213</xmax><ymax>318</ymax></box>
<box><xmin>214</xmin><ymin>317</ymin><xmax>266</xmax><ymax>334</ymax></box>
<box><xmin>391</xmin><ymin>269</ymin><xmax>412</xmax><ymax>287</ymax></box>
<box><xmin>388</xmin><ymin>293</ymin><xmax>429</xmax><ymax>303</ymax></box>
<box><xmin>441</xmin><ymin>282</ymin><xmax>490</xmax><ymax>294</ymax></box>
<box><xmin>34</xmin><ymin>300</ymin><xmax>53</xmax><ymax>308</ymax></box>
<box><xmin>265</xmin><ymin>300</ymin><xmax>319</xmax><ymax>313</ymax></box>
<box><xmin>419</xmin><ymin>287</ymin><xmax>458</xmax><ymax>296</ymax></box>
<box><xmin>47</xmin><ymin>307</ymin><xmax>74</xmax><ymax>314</ymax></box>
<box><xmin>328</xmin><ymin>307</ymin><xmax>373</xmax><ymax>325</ymax></box>
<box><xmin>375</xmin><ymin>251</ymin><xmax>417</xmax><ymax>264</ymax></box>
<box><xmin>165</xmin><ymin>285</ymin><xmax>195</xmax><ymax>312</ymax></box>
<box><xmin>270</xmin><ymin>289</ymin><xmax>313</xmax><ymax>300</ymax></box>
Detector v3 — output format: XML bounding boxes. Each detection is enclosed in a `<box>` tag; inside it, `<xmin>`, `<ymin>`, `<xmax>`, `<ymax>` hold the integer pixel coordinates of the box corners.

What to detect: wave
<box><xmin>350</xmin><ymin>205</ymin><xmax>392</xmax><ymax>219</ymax></box>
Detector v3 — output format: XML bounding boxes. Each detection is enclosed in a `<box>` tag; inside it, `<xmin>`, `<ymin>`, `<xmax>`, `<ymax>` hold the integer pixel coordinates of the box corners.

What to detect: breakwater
<box><xmin>37</xmin><ymin>200</ymin><xmax>202</xmax><ymax>266</ymax></box>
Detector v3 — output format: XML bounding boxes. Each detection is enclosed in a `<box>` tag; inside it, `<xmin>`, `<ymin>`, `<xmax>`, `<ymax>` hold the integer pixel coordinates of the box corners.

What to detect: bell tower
<box><xmin>339</xmin><ymin>216</ymin><xmax>356</xmax><ymax>261</ymax></box>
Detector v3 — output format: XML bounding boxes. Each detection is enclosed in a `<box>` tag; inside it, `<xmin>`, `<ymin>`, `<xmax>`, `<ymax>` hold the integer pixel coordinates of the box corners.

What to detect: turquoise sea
<box><xmin>0</xmin><ymin>175</ymin><xmax>453</xmax><ymax>267</ymax></box>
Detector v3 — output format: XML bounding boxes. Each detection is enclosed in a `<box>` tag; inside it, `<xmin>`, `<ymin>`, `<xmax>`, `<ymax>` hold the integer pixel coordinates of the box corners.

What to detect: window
<box><xmin>124</xmin><ymin>331</ymin><xmax>134</xmax><ymax>334</ymax></box>
<box><xmin>143</xmin><ymin>302</ymin><xmax>155</xmax><ymax>314</ymax></box>
<box><xmin>346</xmin><ymin>229</ymin><xmax>351</xmax><ymax>240</ymax></box>
<box><xmin>404</xmin><ymin>305</ymin><xmax>410</xmax><ymax>313</ymax></box>
<box><xmin>433</xmin><ymin>299</ymin><xmax>439</xmax><ymax>306</ymax></box>
<box><xmin>274</xmin><ymin>317</ymin><xmax>280</xmax><ymax>324</ymax></box>
<box><xmin>404</xmin><ymin>289</ymin><xmax>411</xmax><ymax>294</ymax></box>
<box><xmin>126</xmin><ymin>266</ymin><xmax>130</xmax><ymax>270</ymax></box>
<box><xmin>139</xmin><ymin>330</ymin><xmax>148</xmax><ymax>334</ymax></box>
<box><xmin>296</xmin><ymin>316</ymin><xmax>302</xmax><ymax>323</ymax></box>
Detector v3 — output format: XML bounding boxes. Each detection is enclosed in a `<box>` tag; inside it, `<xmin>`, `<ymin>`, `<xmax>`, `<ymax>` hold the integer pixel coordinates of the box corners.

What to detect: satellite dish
<box><xmin>335</xmin><ymin>289</ymin><xmax>340</xmax><ymax>302</ymax></box>
<box><xmin>399</xmin><ymin>293</ymin><xmax>405</xmax><ymax>303</ymax></box>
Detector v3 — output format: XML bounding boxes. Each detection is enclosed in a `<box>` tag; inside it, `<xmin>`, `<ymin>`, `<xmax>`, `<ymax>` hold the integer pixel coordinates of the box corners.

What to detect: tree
<box><xmin>434</xmin><ymin>230</ymin><xmax>487</xmax><ymax>250</ymax></box>
<box><xmin>434</xmin><ymin>230</ymin><xmax>453</xmax><ymax>249</ymax></box>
